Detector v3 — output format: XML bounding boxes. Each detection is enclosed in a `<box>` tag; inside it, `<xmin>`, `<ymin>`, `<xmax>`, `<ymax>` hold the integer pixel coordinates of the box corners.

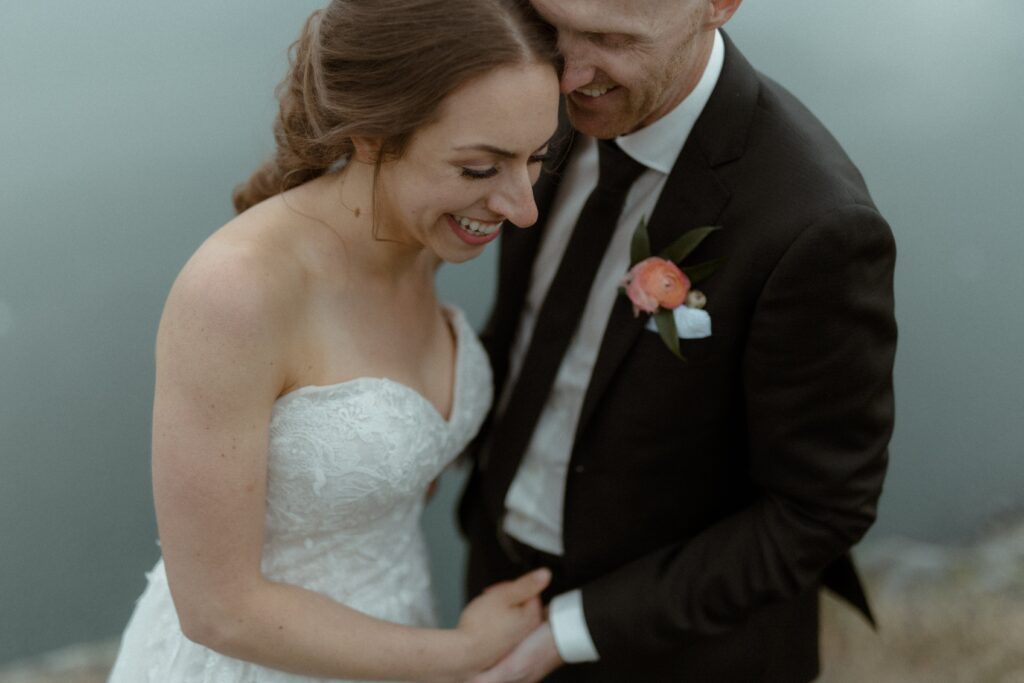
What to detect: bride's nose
<box><xmin>486</xmin><ymin>169</ymin><xmax>539</xmax><ymax>229</ymax></box>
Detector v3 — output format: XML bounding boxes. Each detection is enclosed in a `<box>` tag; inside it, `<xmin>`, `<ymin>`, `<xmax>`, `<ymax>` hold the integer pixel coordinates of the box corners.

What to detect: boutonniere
<box><xmin>620</xmin><ymin>217</ymin><xmax>722</xmax><ymax>360</ymax></box>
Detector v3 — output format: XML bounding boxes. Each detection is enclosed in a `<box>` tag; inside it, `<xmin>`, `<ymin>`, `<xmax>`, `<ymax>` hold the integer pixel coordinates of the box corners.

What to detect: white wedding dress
<box><xmin>108</xmin><ymin>306</ymin><xmax>491</xmax><ymax>683</ymax></box>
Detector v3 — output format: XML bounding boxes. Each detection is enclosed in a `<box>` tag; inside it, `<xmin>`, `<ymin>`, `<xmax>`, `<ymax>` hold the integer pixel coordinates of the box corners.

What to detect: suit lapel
<box><xmin>574</xmin><ymin>33</ymin><xmax>759</xmax><ymax>442</ymax></box>
<box><xmin>575</xmin><ymin>145</ymin><xmax>730</xmax><ymax>440</ymax></box>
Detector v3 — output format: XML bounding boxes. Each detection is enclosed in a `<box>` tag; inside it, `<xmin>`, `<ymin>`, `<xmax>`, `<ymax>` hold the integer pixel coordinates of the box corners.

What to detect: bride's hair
<box><xmin>232</xmin><ymin>0</ymin><xmax>560</xmax><ymax>213</ymax></box>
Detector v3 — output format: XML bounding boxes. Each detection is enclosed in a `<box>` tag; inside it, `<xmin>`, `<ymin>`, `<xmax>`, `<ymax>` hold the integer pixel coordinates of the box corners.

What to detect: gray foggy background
<box><xmin>2</xmin><ymin>0</ymin><xmax>1022</xmax><ymax>667</ymax></box>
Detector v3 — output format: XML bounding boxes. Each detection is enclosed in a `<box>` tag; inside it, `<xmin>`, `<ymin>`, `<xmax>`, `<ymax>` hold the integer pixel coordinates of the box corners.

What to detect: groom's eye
<box><xmin>587</xmin><ymin>32</ymin><xmax>633</xmax><ymax>49</ymax></box>
<box><xmin>528</xmin><ymin>150</ymin><xmax>553</xmax><ymax>166</ymax></box>
<box><xmin>461</xmin><ymin>166</ymin><xmax>499</xmax><ymax>180</ymax></box>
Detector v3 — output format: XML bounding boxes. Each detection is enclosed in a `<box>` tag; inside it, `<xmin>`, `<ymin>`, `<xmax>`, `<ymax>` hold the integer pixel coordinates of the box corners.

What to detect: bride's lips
<box><xmin>447</xmin><ymin>214</ymin><xmax>503</xmax><ymax>246</ymax></box>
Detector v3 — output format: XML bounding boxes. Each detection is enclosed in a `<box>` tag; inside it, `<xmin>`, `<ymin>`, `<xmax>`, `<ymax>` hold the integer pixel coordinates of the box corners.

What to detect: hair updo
<box><xmin>232</xmin><ymin>0</ymin><xmax>559</xmax><ymax>213</ymax></box>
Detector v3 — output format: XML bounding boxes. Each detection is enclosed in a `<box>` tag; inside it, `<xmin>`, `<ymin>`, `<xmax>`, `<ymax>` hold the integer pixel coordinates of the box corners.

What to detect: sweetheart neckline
<box><xmin>272</xmin><ymin>306</ymin><xmax>467</xmax><ymax>426</ymax></box>
<box><xmin>273</xmin><ymin>375</ymin><xmax>461</xmax><ymax>427</ymax></box>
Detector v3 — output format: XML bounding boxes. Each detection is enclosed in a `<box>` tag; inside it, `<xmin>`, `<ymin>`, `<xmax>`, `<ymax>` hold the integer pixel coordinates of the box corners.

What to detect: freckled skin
<box><xmin>140</xmin><ymin>53</ymin><xmax>561</xmax><ymax>682</ymax></box>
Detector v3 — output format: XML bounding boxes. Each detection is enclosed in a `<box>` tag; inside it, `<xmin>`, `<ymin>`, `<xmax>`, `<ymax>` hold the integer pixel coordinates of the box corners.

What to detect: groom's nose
<box><xmin>560</xmin><ymin>59</ymin><xmax>598</xmax><ymax>95</ymax></box>
<box><xmin>557</xmin><ymin>34</ymin><xmax>598</xmax><ymax>94</ymax></box>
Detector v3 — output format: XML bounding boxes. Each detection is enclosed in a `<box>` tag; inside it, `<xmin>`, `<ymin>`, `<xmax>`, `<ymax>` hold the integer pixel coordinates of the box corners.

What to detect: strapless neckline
<box><xmin>273</xmin><ymin>305</ymin><xmax>467</xmax><ymax>426</ymax></box>
<box><xmin>108</xmin><ymin>303</ymin><xmax>493</xmax><ymax>683</ymax></box>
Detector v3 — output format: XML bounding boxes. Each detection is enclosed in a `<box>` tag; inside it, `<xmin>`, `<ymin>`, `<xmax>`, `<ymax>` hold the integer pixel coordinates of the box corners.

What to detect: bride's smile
<box><xmin>366</xmin><ymin>62</ymin><xmax>559</xmax><ymax>264</ymax></box>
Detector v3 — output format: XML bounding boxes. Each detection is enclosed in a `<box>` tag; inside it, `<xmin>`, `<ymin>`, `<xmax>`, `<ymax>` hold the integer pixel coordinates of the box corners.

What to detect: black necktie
<box><xmin>480</xmin><ymin>140</ymin><xmax>646</xmax><ymax>522</ymax></box>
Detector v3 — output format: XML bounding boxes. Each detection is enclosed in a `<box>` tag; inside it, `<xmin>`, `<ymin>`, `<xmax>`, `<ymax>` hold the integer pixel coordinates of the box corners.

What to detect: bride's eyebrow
<box><xmin>454</xmin><ymin>144</ymin><xmax>517</xmax><ymax>159</ymax></box>
<box><xmin>454</xmin><ymin>136</ymin><xmax>555</xmax><ymax>158</ymax></box>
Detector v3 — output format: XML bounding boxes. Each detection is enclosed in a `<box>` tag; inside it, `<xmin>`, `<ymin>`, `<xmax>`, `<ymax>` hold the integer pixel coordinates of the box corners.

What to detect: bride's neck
<box><xmin>297</xmin><ymin>164</ymin><xmax>438</xmax><ymax>289</ymax></box>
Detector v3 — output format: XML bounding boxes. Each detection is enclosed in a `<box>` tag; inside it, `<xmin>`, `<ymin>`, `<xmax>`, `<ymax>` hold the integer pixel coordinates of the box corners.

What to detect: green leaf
<box><xmin>629</xmin><ymin>216</ymin><xmax>651</xmax><ymax>267</ymax></box>
<box><xmin>654</xmin><ymin>309</ymin><xmax>686</xmax><ymax>362</ymax></box>
<box><xmin>658</xmin><ymin>226</ymin><xmax>720</xmax><ymax>265</ymax></box>
<box><xmin>681</xmin><ymin>257</ymin><xmax>724</xmax><ymax>284</ymax></box>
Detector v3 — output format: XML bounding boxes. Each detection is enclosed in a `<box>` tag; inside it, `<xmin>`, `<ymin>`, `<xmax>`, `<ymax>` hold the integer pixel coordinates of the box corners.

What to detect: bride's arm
<box><xmin>151</xmin><ymin>243</ymin><xmax>545</xmax><ymax>682</ymax></box>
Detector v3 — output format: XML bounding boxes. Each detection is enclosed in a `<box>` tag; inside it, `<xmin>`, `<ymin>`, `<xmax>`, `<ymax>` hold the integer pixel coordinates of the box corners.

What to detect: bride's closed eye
<box><xmin>460</xmin><ymin>150</ymin><xmax>554</xmax><ymax>180</ymax></box>
<box><xmin>461</xmin><ymin>166</ymin><xmax>500</xmax><ymax>180</ymax></box>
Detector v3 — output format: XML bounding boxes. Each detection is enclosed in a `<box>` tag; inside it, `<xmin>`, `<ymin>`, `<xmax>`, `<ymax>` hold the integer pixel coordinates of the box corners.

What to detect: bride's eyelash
<box><xmin>460</xmin><ymin>151</ymin><xmax>554</xmax><ymax>180</ymax></box>
<box><xmin>461</xmin><ymin>166</ymin><xmax>499</xmax><ymax>179</ymax></box>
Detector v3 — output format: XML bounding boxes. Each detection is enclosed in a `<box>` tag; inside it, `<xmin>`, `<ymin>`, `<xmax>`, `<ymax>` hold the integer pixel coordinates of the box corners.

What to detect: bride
<box><xmin>107</xmin><ymin>0</ymin><xmax>560</xmax><ymax>680</ymax></box>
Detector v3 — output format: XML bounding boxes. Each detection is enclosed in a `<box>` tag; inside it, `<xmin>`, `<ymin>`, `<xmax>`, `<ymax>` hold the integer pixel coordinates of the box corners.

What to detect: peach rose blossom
<box><xmin>622</xmin><ymin>257</ymin><xmax>690</xmax><ymax>316</ymax></box>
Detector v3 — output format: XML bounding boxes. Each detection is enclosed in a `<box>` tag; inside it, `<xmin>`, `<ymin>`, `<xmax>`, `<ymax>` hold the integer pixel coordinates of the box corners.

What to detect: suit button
<box><xmin>574</xmin><ymin>465</ymin><xmax>585</xmax><ymax>474</ymax></box>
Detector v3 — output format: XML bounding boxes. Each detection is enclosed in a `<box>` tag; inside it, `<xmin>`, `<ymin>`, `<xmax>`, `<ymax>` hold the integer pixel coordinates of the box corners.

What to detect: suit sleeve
<box><xmin>580</xmin><ymin>203</ymin><xmax>897</xmax><ymax>661</ymax></box>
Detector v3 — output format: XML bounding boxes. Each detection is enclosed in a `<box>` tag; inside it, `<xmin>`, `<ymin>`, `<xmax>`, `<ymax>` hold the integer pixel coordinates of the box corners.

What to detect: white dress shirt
<box><xmin>498</xmin><ymin>31</ymin><xmax>725</xmax><ymax>663</ymax></box>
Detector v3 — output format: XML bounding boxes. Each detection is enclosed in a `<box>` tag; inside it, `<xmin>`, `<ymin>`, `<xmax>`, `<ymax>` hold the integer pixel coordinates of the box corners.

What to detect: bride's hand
<box><xmin>450</xmin><ymin>568</ymin><xmax>550</xmax><ymax>677</ymax></box>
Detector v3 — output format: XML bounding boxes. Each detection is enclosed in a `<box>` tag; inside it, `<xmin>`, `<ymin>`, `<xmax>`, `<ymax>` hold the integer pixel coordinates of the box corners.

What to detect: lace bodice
<box><xmin>108</xmin><ymin>306</ymin><xmax>492</xmax><ymax>683</ymax></box>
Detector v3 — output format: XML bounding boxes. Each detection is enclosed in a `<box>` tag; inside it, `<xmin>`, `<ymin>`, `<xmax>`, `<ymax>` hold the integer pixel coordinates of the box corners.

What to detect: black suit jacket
<box><xmin>460</xmin><ymin>34</ymin><xmax>896</xmax><ymax>682</ymax></box>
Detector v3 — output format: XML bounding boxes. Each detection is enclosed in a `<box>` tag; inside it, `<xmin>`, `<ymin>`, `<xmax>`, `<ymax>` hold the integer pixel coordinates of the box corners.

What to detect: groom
<box><xmin>459</xmin><ymin>0</ymin><xmax>896</xmax><ymax>681</ymax></box>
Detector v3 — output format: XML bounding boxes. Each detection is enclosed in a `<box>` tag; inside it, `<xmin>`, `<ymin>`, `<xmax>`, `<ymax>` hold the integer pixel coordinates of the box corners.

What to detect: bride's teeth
<box><xmin>454</xmin><ymin>215</ymin><xmax>501</xmax><ymax>236</ymax></box>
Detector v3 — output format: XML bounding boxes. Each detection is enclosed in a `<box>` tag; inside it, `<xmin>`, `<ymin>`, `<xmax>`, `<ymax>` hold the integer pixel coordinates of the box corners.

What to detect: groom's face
<box><xmin>531</xmin><ymin>0</ymin><xmax>716</xmax><ymax>139</ymax></box>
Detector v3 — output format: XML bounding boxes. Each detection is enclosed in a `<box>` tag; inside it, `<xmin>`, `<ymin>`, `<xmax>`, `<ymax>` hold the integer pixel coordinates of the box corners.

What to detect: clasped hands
<box><xmin>468</xmin><ymin>619</ymin><xmax>563</xmax><ymax>683</ymax></box>
<box><xmin>446</xmin><ymin>568</ymin><xmax>564</xmax><ymax>683</ymax></box>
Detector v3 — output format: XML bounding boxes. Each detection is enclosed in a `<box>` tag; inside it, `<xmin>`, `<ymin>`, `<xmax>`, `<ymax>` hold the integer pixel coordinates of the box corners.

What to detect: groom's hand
<box><xmin>468</xmin><ymin>621</ymin><xmax>563</xmax><ymax>683</ymax></box>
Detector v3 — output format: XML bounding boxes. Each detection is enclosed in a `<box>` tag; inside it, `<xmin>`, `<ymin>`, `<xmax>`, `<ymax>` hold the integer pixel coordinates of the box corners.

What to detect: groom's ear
<box><xmin>705</xmin><ymin>0</ymin><xmax>742</xmax><ymax>29</ymax></box>
<box><xmin>351</xmin><ymin>136</ymin><xmax>383</xmax><ymax>164</ymax></box>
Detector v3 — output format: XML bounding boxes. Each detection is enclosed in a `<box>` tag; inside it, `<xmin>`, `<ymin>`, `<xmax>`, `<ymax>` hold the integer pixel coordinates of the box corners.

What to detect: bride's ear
<box><xmin>351</xmin><ymin>136</ymin><xmax>383</xmax><ymax>164</ymax></box>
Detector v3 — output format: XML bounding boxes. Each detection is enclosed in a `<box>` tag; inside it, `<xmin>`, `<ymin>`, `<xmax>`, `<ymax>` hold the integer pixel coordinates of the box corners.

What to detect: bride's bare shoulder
<box><xmin>160</xmin><ymin>200</ymin><xmax>318</xmax><ymax>347</ymax></box>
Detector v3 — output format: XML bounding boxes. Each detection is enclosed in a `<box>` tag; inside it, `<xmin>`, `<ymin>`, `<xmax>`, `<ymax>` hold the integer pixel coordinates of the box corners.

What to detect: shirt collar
<box><xmin>614</xmin><ymin>30</ymin><xmax>725</xmax><ymax>174</ymax></box>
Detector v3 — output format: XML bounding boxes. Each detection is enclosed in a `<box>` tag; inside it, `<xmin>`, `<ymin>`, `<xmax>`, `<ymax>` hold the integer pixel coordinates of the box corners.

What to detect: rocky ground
<box><xmin>3</xmin><ymin>519</ymin><xmax>1023</xmax><ymax>682</ymax></box>
<box><xmin>819</xmin><ymin>516</ymin><xmax>1024</xmax><ymax>682</ymax></box>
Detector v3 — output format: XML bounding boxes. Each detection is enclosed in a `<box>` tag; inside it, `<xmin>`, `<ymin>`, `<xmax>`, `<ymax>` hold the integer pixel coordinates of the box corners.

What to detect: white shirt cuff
<box><xmin>548</xmin><ymin>590</ymin><xmax>600</xmax><ymax>663</ymax></box>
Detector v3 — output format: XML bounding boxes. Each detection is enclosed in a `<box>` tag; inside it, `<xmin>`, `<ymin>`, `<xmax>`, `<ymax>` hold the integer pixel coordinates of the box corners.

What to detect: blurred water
<box><xmin>1</xmin><ymin>0</ymin><xmax>1022</xmax><ymax>666</ymax></box>
<box><xmin>727</xmin><ymin>2</ymin><xmax>1024</xmax><ymax>540</ymax></box>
